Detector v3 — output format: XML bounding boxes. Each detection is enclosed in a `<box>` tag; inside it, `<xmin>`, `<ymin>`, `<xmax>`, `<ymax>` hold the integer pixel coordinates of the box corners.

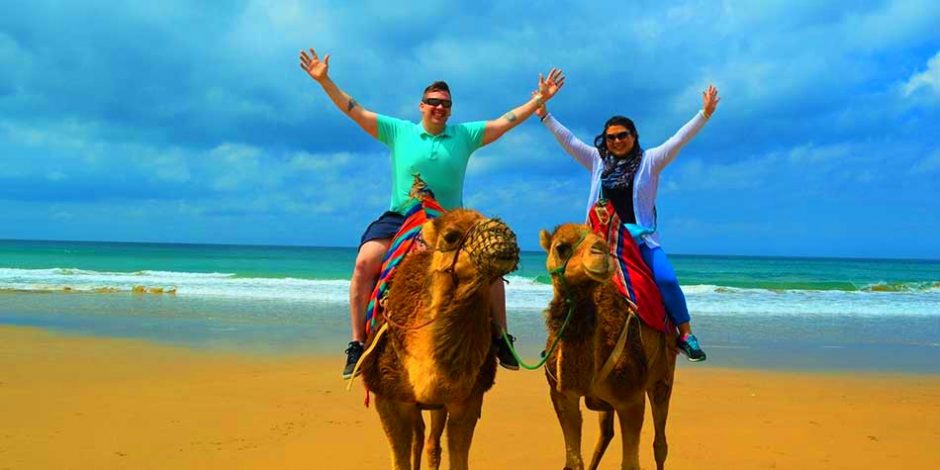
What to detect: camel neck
<box><xmin>426</xmin><ymin>275</ymin><xmax>494</xmax><ymax>377</ymax></box>
<box><xmin>548</xmin><ymin>284</ymin><xmax>598</xmax><ymax>338</ymax></box>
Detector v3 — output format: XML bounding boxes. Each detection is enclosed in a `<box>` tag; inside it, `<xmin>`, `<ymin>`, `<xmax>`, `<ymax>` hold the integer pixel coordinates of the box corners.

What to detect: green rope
<box><xmin>498</xmin><ymin>230</ymin><xmax>587</xmax><ymax>371</ymax></box>
<box><xmin>500</xmin><ymin>288</ymin><xmax>574</xmax><ymax>370</ymax></box>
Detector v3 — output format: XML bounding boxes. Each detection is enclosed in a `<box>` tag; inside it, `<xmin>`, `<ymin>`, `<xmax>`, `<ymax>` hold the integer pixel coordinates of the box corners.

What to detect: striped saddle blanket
<box><xmin>363</xmin><ymin>187</ymin><xmax>444</xmax><ymax>337</ymax></box>
<box><xmin>588</xmin><ymin>200</ymin><xmax>673</xmax><ymax>334</ymax></box>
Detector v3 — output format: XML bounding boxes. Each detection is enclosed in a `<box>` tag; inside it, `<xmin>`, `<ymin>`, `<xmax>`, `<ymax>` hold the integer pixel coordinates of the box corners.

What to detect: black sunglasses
<box><xmin>605</xmin><ymin>131</ymin><xmax>632</xmax><ymax>141</ymax></box>
<box><xmin>422</xmin><ymin>98</ymin><xmax>453</xmax><ymax>109</ymax></box>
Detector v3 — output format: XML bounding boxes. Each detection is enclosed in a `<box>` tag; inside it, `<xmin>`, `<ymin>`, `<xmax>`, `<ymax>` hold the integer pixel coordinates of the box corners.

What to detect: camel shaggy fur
<box><xmin>360</xmin><ymin>208</ymin><xmax>519</xmax><ymax>470</ymax></box>
<box><xmin>540</xmin><ymin>223</ymin><xmax>677</xmax><ymax>470</ymax></box>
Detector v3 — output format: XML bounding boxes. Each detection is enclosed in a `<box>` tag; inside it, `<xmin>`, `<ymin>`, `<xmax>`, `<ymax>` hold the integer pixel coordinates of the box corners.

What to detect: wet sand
<box><xmin>1</xmin><ymin>326</ymin><xmax>937</xmax><ymax>469</ymax></box>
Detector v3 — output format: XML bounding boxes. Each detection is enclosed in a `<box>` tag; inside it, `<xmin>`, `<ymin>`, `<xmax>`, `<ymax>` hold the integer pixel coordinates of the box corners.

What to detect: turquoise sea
<box><xmin>1</xmin><ymin>240</ymin><xmax>938</xmax><ymax>373</ymax></box>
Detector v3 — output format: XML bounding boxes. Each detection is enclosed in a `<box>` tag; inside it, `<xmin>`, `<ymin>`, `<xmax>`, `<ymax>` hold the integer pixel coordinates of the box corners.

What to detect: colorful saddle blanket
<box><xmin>587</xmin><ymin>200</ymin><xmax>674</xmax><ymax>334</ymax></box>
<box><xmin>363</xmin><ymin>188</ymin><xmax>444</xmax><ymax>337</ymax></box>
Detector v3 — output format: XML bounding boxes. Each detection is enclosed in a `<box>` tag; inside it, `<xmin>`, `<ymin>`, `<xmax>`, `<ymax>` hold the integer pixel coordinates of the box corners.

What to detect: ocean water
<box><xmin>1</xmin><ymin>240</ymin><xmax>938</xmax><ymax>372</ymax></box>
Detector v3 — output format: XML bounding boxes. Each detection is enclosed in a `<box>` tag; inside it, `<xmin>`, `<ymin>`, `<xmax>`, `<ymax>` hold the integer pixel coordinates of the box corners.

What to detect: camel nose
<box><xmin>467</xmin><ymin>218</ymin><xmax>520</xmax><ymax>277</ymax></box>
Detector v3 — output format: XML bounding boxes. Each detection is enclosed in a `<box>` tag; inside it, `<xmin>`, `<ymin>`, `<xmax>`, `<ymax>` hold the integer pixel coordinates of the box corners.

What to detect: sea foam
<box><xmin>1</xmin><ymin>268</ymin><xmax>937</xmax><ymax>318</ymax></box>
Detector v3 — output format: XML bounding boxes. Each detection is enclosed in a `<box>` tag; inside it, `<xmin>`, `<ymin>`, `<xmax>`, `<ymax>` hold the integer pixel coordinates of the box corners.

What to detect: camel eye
<box><xmin>555</xmin><ymin>243</ymin><xmax>571</xmax><ymax>258</ymax></box>
<box><xmin>443</xmin><ymin>231</ymin><xmax>461</xmax><ymax>245</ymax></box>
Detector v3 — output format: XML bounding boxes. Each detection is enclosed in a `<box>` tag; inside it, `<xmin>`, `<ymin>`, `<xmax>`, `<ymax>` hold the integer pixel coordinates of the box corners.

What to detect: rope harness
<box><xmin>499</xmin><ymin>230</ymin><xmax>588</xmax><ymax>371</ymax></box>
<box><xmin>500</xmin><ymin>229</ymin><xmax>638</xmax><ymax>387</ymax></box>
<box><xmin>441</xmin><ymin>218</ymin><xmax>520</xmax><ymax>284</ymax></box>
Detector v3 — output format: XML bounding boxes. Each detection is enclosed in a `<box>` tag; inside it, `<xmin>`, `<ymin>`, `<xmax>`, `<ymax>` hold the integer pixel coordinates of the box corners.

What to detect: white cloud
<box><xmin>902</xmin><ymin>51</ymin><xmax>940</xmax><ymax>97</ymax></box>
<box><xmin>466</xmin><ymin>177</ymin><xmax>581</xmax><ymax>210</ymax></box>
<box><xmin>786</xmin><ymin>142</ymin><xmax>853</xmax><ymax>164</ymax></box>
<box><xmin>207</xmin><ymin>143</ymin><xmax>266</xmax><ymax>191</ymax></box>
<box><xmin>287</xmin><ymin>151</ymin><xmax>353</xmax><ymax>173</ymax></box>
<box><xmin>910</xmin><ymin>149</ymin><xmax>940</xmax><ymax>174</ymax></box>
<box><xmin>666</xmin><ymin>153</ymin><xmax>779</xmax><ymax>192</ymax></box>
<box><xmin>665</xmin><ymin>140</ymin><xmax>880</xmax><ymax>195</ymax></box>
<box><xmin>46</xmin><ymin>171</ymin><xmax>67</xmax><ymax>182</ymax></box>
<box><xmin>148</xmin><ymin>151</ymin><xmax>192</xmax><ymax>184</ymax></box>
<box><xmin>52</xmin><ymin>209</ymin><xmax>73</xmax><ymax>220</ymax></box>
<box><xmin>839</xmin><ymin>0</ymin><xmax>940</xmax><ymax>51</ymax></box>
<box><xmin>854</xmin><ymin>169</ymin><xmax>875</xmax><ymax>183</ymax></box>
<box><xmin>0</xmin><ymin>32</ymin><xmax>32</xmax><ymax>87</ymax></box>
<box><xmin>466</xmin><ymin>128</ymin><xmax>556</xmax><ymax>177</ymax></box>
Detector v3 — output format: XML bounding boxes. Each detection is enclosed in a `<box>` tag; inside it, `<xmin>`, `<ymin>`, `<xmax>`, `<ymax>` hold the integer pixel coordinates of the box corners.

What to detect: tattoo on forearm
<box><xmin>346</xmin><ymin>98</ymin><xmax>359</xmax><ymax>112</ymax></box>
<box><xmin>503</xmin><ymin>112</ymin><xmax>518</xmax><ymax>123</ymax></box>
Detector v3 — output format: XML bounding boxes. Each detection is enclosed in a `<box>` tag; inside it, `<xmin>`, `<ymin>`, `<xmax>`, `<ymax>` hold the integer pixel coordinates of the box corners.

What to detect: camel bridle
<box><xmin>440</xmin><ymin>218</ymin><xmax>519</xmax><ymax>285</ymax></box>
<box><xmin>382</xmin><ymin>218</ymin><xmax>518</xmax><ymax>333</ymax></box>
<box><xmin>548</xmin><ymin>229</ymin><xmax>590</xmax><ymax>297</ymax></box>
<box><xmin>548</xmin><ymin>229</ymin><xmax>639</xmax><ymax>389</ymax></box>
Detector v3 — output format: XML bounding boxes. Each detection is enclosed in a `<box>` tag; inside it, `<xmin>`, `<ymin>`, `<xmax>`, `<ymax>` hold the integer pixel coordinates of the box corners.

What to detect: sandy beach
<box><xmin>1</xmin><ymin>325</ymin><xmax>937</xmax><ymax>469</ymax></box>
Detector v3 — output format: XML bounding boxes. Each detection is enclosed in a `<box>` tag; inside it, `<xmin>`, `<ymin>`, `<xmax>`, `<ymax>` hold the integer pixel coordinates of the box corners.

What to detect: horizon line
<box><xmin>2</xmin><ymin>237</ymin><xmax>938</xmax><ymax>263</ymax></box>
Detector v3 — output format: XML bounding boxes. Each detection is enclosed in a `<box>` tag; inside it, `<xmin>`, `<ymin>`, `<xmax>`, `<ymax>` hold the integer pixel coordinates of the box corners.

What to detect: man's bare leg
<box><xmin>349</xmin><ymin>239</ymin><xmax>391</xmax><ymax>342</ymax></box>
<box><xmin>343</xmin><ymin>238</ymin><xmax>391</xmax><ymax>378</ymax></box>
<box><xmin>490</xmin><ymin>281</ymin><xmax>507</xmax><ymax>332</ymax></box>
<box><xmin>490</xmin><ymin>280</ymin><xmax>518</xmax><ymax>370</ymax></box>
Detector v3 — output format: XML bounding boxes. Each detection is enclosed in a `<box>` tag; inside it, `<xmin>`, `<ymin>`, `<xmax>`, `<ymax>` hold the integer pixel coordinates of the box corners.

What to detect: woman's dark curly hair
<box><xmin>593</xmin><ymin>115</ymin><xmax>642</xmax><ymax>159</ymax></box>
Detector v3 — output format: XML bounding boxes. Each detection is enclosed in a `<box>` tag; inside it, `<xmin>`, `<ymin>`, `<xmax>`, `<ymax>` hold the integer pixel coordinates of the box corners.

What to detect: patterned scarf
<box><xmin>600</xmin><ymin>152</ymin><xmax>642</xmax><ymax>191</ymax></box>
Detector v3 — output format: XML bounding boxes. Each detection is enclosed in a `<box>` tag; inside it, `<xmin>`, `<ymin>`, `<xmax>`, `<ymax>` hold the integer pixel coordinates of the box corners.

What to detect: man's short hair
<box><xmin>423</xmin><ymin>81</ymin><xmax>450</xmax><ymax>97</ymax></box>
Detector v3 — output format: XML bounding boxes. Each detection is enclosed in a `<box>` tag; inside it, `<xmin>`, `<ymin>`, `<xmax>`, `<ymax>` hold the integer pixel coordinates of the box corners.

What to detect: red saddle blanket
<box><xmin>587</xmin><ymin>200</ymin><xmax>674</xmax><ymax>335</ymax></box>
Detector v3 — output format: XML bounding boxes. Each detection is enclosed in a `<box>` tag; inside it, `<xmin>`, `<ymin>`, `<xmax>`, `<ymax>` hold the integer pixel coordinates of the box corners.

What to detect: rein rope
<box><xmin>381</xmin><ymin>299</ymin><xmax>435</xmax><ymax>331</ymax></box>
<box><xmin>499</xmin><ymin>231</ymin><xmax>588</xmax><ymax>371</ymax></box>
<box><xmin>441</xmin><ymin>220</ymin><xmax>481</xmax><ymax>285</ymax></box>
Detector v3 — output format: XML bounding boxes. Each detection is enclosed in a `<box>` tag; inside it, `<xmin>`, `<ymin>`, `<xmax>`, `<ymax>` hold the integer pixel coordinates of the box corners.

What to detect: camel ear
<box><xmin>539</xmin><ymin>229</ymin><xmax>552</xmax><ymax>253</ymax></box>
<box><xmin>421</xmin><ymin>219</ymin><xmax>439</xmax><ymax>247</ymax></box>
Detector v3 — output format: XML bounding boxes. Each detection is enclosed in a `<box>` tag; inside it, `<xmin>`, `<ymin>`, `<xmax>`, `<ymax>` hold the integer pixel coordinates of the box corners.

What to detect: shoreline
<box><xmin>4</xmin><ymin>289</ymin><xmax>938</xmax><ymax>374</ymax></box>
<box><xmin>1</xmin><ymin>325</ymin><xmax>938</xmax><ymax>469</ymax></box>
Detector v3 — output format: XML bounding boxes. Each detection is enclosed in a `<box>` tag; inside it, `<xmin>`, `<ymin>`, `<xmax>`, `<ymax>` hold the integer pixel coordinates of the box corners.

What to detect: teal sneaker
<box><xmin>677</xmin><ymin>334</ymin><xmax>707</xmax><ymax>362</ymax></box>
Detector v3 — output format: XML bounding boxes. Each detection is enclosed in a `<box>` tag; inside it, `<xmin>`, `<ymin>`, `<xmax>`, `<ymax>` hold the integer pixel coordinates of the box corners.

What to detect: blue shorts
<box><xmin>359</xmin><ymin>211</ymin><xmax>405</xmax><ymax>247</ymax></box>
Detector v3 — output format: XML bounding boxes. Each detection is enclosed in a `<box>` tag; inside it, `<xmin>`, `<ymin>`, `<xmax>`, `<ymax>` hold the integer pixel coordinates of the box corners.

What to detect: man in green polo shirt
<box><xmin>300</xmin><ymin>47</ymin><xmax>565</xmax><ymax>378</ymax></box>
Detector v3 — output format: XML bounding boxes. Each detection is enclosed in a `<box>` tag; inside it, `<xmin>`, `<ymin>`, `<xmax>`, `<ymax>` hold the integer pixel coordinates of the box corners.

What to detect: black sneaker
<box><xmin>342</xmin><ymin>341</ymin><xmax>364</xmax><ymax>379</ymax></box>
<box><xmin>495</xmin><ymin>334</ymin><xmax>520</xmax><ymax>371</ymax></box>
<box><xmin>677</xmin><ymin>334</ymin><xmax>707</xmax><ymax>362</ymax></box>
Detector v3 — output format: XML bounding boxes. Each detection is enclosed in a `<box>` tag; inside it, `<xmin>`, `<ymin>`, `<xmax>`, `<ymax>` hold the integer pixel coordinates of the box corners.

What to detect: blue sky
<box><xmin>2</xmin><ymin>0</ymin><xmax>939</xmax><ymax>258</ymax></box>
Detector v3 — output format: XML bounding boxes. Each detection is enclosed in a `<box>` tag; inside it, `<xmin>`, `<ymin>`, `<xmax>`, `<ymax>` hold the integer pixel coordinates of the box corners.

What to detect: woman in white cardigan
<box><xmin>535</xmin><ymin>85</ymin><xmax>720</xmax><ymax>361</ymax></box>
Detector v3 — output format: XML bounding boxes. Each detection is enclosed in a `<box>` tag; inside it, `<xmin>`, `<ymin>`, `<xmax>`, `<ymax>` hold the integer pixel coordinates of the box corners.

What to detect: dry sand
<box><xmin>1</xmin><ymin>326</ymin><xmax>938</xmax><ymax>469</ymax></box>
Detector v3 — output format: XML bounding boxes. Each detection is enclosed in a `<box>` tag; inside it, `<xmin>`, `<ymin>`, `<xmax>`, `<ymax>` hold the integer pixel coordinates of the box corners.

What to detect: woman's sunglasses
<box><xmin>422</xmin><ymin>98</ymin><xmax>453</xmax><ymax>109</ymax></box>
<box><xmin>605</xmin><ymin>131</ymin><xmax>632</xmax><ymax>141</ymax></box>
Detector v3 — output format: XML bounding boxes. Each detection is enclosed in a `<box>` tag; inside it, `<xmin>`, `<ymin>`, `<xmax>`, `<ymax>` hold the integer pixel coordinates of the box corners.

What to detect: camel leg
<box><xmin>616</xmin><ymin>394</ymin><xmax>646</xmax><ymax>470</ymax></box>
<box><xmin>586</xmin><ymin>410</ymin><xmax>615</xmax><ymax>470</ymax></box>
<box><xmin>425</xmin><ymin>409</ymin><xmax>447</xmax><ymax>470</ymax></box>
<box><xmin>445</xmin><ymin>393</ymin><xmax>484</xmax><ymax>470</ymax></box>
<box><xmin>549</xmin><ymin>388</ymin><xmax>584</xmax><ymax>470</ymax></box>
<box><xmin>412</xmin><ymin>411</ymin><xmax>426</xmax><ymax>470</ymax></box>
<box><xmin>648</xmin><ymin>379</ymin><xmax>673</xmax><ymax>470</ymax></box>
<box><xmin>375</xmin><ymin>395</ymin><xmax>419</xmax><ymax>470</ymax></box>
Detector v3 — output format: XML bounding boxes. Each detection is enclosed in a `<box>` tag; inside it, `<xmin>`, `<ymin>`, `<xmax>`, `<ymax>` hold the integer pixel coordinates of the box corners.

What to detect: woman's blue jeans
<box><xmin>638</xmin><ymin>244</ymin><xmax>691</xmax><ymax>325</ymax></box>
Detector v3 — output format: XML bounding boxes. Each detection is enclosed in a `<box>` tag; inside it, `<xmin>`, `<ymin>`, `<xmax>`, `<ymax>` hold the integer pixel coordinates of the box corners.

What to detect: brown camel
<box><xmin>540</xmin><ymin>224</ymin><xmax>677</xmax><ymax>470</ymax></box>
<box><xmin>359</xmin><ymin>208</ymin><xmax>520</xmax><ymax>470</ymax></box>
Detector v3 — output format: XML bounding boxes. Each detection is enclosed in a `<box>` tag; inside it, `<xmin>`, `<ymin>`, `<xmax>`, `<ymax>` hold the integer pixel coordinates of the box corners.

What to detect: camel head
<box><xmin>540</xmin><ymin>224</ymin><xmax>614</xmax><ymax>286</ymax></box>
<box><xmin>421</xmin><ymin>209</ymin><xmax>520</xmax><ymax>284</ymax></box>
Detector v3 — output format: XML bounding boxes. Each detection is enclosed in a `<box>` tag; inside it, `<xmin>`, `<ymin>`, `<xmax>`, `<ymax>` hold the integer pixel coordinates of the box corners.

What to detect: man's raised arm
<box><xmin>300</xmin><ymin>48</ymin><xmax>379</xmax><ymax>139</ymax></box>
<box><xmin>481</xmin><ymin>68</ymin><xmax>566</xmax><ymax>146</ymax></box>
